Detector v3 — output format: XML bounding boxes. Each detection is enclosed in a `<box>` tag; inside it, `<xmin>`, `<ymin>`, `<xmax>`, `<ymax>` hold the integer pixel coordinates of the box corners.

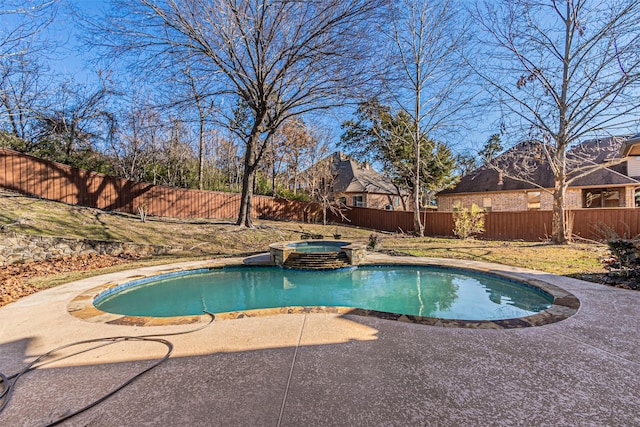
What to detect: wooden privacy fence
<box><xmin>328</xmin><ymin>208</ymin><xmax>456</xmax><ymax>238</ymax></box>
<box><xmin>329</xmin><ymin>204</ymin><xmax>640</xmax><ymax>242</ymax></box>
<box><xmin>0</xmin><ymin>149</ymin><xmax>318</xmax><ymax>222</ymax></box>
<box><xmin>3</xmin><ymin>148</ymin><xmax>640</xmax><ymax>241</ymax></box>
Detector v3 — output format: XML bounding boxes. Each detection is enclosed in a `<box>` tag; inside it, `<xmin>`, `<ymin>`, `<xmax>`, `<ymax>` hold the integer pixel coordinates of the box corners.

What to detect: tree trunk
<box><xmin>413</xmin><ymin>45</ymin><xmax>424</xmax><ymax>237</ymax></box>
<box><xmin>551</xmin><ymin>174</ymin><xmax>568</xmax><ymax>244</ymax></box>
<box><xmin>236</xmin><ymin>134</ymin><xmax>259</xmax><ymax>228</ymax></box>
<box><xmin>551</xmin><ymin>1</ymin><xmax>571</xmax><ymax>245</ymax></box>
<box><xmin>551</xmin><ymin>201</ymin><xmax>566</xmax><ymax>243</ymax></box>
<box><xmin>237</xmin><ymin>167</ymin><xmax>256</xmax><ymax>228</ymax></box>
<box><xmin>413</xmin><ymin>179</ymin><xmax>423</xmax><ymax>236</ymax></box>
<box><xmin>413</xmin><ymin>117</ymin><xmax>424</xmax><ymax>236</ymax></box>
<box><xmin>293</xmin><ymin>173</ymin><xmax>298</xmax><ymax>195</ymax></box>
<box><xmin>271</xmin><ymin>161</ymin><xmax>276</xmax><ymax>195</ymax></box>
<box><xmin>323</xmin><ymin>202</ymin><xmax>327</xmax><ymax>226</ymax></box>
<box><xmin>198</xmin><ymin>117</ymin><xmax>204</xmax><ymax>190</ymax></box>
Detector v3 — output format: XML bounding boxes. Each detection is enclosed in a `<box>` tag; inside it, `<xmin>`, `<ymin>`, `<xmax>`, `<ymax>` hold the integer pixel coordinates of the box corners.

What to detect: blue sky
<box><xmin>17</xmin><ymin>0</ymin><xmax>506</xmax><ymax>160</ymax></box>
<box><xmin>10</xmin><ymin>0</ymin><xmax>640</xmax><ymax>166</ymax></box>
<box><xmin>41</xmin><ymin>1</ymin><xmax>488</xmax><ymax>150</ymax></box>
<box><xmin>46</xmin><ymin>1</ymin><xmax>104</xmax><ymax>83</ymax></box>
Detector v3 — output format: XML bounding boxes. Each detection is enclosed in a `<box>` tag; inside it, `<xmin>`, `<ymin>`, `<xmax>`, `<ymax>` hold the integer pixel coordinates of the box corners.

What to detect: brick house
<box><xmin>437</xmin><ymin>135</ymin><xmax>640</xmax><ymax>212</ymax></box>
<box><xmin>304</xmin><ymin>152</ymin><xmax>408</xmax><ymax>210</ymax></box>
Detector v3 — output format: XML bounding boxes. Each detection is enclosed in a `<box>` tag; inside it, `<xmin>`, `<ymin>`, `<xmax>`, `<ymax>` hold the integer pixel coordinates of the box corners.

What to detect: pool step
<box><xmin>283</xmin><ymin>252</ymin><xmax>350</xmax><ymax>270</ymax></box>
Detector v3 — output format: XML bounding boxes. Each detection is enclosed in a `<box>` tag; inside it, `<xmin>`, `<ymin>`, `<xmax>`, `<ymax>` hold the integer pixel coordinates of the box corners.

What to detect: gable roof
<box><xmin>324</xmin><ymin>152</ymin><xmax>399</xmax><ymax>195</ymax></box>
<box><xmin>619</xmin><ymin>133</ymin><xmax>640</xmax><ymax>156</ymax></box>
<box><xmin>439</xmin><ymin>136</ymin><xmax>639</xmax><ymax>195</ymax></box>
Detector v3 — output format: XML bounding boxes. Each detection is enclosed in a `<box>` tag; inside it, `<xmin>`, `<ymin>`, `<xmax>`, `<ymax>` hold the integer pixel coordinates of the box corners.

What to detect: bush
<box><xmin>607</xmin><ymin>239</ymin><xmax>637</xmax><ymax>268</ymax></box>
<box><xmin>277</xmin><ymin>188</ymin><xmax>310</xmax><ymax>202</ymax></box>
<box><xmin>368</xmin><ymin>233</ymin><xmax>381</xmax><ymax>250</ymax></box>
<box><xmin>300</xmin><ymin>231</ymin><xmax>323</xmax><ymax>240</ymax></box>
<box><xmin>452</xmin><ymin>204</ymin><xmax>485</xmax><ymax>239</ymax></box>
<box><xmin>604</xmin><ymin>238</ymin><xmax>640</xmax><ymax>289</ymax></box>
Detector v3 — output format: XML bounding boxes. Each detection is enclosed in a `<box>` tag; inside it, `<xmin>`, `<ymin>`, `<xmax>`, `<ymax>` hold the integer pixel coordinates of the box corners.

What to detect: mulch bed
<box><xmin>570</xmin><ymin>272</ymin><xmax>640</xmax><ymax>291</ymax></box>
<box><xmin>0</xmin><ymin>254</ymin><xmax>134</xmax><ymax>308</ymax></box>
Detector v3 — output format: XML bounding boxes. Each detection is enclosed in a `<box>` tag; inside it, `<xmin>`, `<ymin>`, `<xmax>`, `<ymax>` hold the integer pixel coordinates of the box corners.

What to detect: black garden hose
<box><xmin>0</xmin><ymin>311</ymin><xmax>215</xmax><ymax>426</ymax></box>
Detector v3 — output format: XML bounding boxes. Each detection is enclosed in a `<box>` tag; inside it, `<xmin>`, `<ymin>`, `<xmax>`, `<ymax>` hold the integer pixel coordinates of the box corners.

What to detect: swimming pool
<box><xmin>94</xmin><ymin>265</ymin><xmax>554</xmax><ymax>321</ymax></box>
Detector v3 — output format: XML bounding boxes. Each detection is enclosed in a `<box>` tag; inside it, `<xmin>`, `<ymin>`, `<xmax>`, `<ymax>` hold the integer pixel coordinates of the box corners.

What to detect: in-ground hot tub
<box><xmin>269</xmin><ymin>240</ymin><xmax>367</xmax><ymax>269</ymax></box>
<box><xmin>286</xmin><ymin>241</ymin><xmax>350</xmax><ymax>253</ymax></box>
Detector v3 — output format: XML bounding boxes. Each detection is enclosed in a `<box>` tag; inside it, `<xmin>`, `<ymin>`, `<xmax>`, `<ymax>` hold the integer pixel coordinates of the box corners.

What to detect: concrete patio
<box><xmin>1</xmin><ymin>254</ymin><xmax>639</xmax><ymax>426</ymax></box>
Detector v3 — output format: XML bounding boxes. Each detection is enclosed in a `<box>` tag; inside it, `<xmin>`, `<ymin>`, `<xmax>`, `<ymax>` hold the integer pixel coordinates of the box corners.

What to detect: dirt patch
<box><xmin>0</xmin><ymin>254</ymin><xmax>134</xmax><ymax>308</ymax></box>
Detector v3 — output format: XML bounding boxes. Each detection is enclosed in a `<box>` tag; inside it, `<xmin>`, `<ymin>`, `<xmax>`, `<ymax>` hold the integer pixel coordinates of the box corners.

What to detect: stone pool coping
<box><xmin>67</xmin><ymin>253</ymin><xmax>580</xmax><ymax>329</ymax></box>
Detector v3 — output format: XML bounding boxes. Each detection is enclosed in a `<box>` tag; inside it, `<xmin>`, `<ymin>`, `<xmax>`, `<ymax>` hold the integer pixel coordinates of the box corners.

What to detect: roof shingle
<box><xmin>439</xmin><ymin>136</ymin><xmax>639</xmax><ymax>195</ymax></box>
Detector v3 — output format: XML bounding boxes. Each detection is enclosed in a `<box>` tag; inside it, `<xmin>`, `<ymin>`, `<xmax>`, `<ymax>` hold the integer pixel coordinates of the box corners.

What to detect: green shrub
<box><xmin>277</xmin><ymin>188</ymin><xmax>310</xmax><ymax>202</ymax></box>
<box><xmin>452</xmin><ymin>204</ymin><xmax>485</xmax><ymax>239</ymax></box>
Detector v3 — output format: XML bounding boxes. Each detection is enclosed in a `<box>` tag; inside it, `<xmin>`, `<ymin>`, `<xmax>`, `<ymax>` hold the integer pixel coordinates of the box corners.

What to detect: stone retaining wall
<box><xmin>0</xmin><ymin>232</ymin><xmax>182</xmax><ymax>266</ymax></box>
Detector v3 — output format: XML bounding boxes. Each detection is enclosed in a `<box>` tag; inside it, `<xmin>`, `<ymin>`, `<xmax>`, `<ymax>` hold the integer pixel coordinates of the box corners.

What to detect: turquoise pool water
<box><xmin>287</xmin><ymin>241</ymin><xmax>347</xmax><ymax>252</ymax></box>
<box><xmin>94</xmin><ymin>266</ymin><xmax>553</xmax><ymax>320</ymax></box>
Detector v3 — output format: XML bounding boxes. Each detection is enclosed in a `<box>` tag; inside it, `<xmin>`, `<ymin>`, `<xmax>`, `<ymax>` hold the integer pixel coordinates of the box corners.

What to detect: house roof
<box><xmin>326</xmin><ymin>152</ymin><xmax>399</xmax><ymax>195</ymax></box>
<box><xmin>619</xmin><ymin>133</ymin><xmax>640</xmax><ymax>156</ymax></box>
<box><xmin>439</xmin><ymin>136</ymin><xmax>640</xmax><ymax>195</ymax></box>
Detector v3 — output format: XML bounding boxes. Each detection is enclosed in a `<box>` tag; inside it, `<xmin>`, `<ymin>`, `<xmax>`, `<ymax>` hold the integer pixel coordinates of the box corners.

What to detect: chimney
<box><xmin>497</xmin><ymin>171</ymin><xmax>504</xmax><ymax>188</ymax></box>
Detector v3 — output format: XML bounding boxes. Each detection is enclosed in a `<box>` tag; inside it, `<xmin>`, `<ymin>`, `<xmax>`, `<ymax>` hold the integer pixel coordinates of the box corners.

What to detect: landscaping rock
<box><xmin>0</xmin><ymin>231</ymin><xmax>182</xmax><ymax>266</ymax></box>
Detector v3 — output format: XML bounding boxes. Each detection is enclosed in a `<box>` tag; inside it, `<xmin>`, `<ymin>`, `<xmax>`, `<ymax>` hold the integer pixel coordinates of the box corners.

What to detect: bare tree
<box><xmin>109</xmin><ymin>93</ymin><xmax>165</xmax><ymax>182</ymax></box>
<box><xmin>180</xmin><ymin>65</ymin><xmax>216</xmax><ymax>190</ymax></box>
<box><xmin>262</xmin><ymin>118</ymin><xmax>316</xmax><ymax>197</ymax></box>
<box><xmin>0</xmin><ymin>54</ymin><xmax>48</xmax><ymax>144</ymax></box>
<box><xmin>383</xmin><ymin>0</ymin><xmax>473</xmax><ymax>236</ymax></box>
<box><xmin>258</xmin><ymin>121</ymin><xmax>288</xmax><ymax>196</ymax></box>
<box><xmin>472</xmin><ymin>0</ymin><xmax>640</xmax><ymax>244</ymax></box>
<box><xmin>33</xmin><ymin>75</ymin><xmax>116</xmax><ymax>171</ymax></box>
<box><xmin>300</xmin><ymin>138</ymin><xmax>349</xmax><ymax>226</ymax></box>
<box><xmin>284</xmin><ymin>120</ymin><xmax>319</xmax><ymax>197</ymax></box>
<box><xmin>0</xmin><ymin>1</ymin><xmax>57</xmax><ymax>144</ymax></box>
<box><xmin>0</xmin><ymin>1</ymin><xmax>56</xmax><ymax>59</ymax></box>
<box><xmin>158</xmin><ymin>118</ymin><xmax>197</xmax><ymax>188</ymax></box>
<box><xmin>212</xmin><ymin>132</ymin><xmax>242</xmax><ymax>192</ymax></box>
<box><xmin>96</xmin><ymin>0</ymin><xmax>383</xmax><ymax>228</ymax></box>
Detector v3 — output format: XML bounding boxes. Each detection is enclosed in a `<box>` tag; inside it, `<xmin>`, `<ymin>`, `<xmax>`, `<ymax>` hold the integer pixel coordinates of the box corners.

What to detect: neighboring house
<box><xmin>303</xmin><ymin>151</ymin><xmax>408</xmax><ymax>210</ymax></box>
<box><xmin>437</xmin><ymin>135</ymin><xmax>640</xmax><ymax>212</ymax></box>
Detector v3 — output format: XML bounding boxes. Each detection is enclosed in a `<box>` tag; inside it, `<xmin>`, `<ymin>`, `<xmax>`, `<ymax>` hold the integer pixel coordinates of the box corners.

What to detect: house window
<box><xmin>453</xmin><ymin>199</ymin><xmax>462</xmax><ymax>210</ymax></box>
<box><xmin>338</xmin><ymin>196</ymin><xmax>347</xmax><ymax>206</ymax></box>
<box><xmin>584</xmin><ymin>189</ymin><xmax>620</xmax><ymax>208</ymax></box>
<box><xmin>483</xmin><ymin>197</ymin><xmax>492</xmax><ymax>212</ymax></box>
<box><xmin>352</xmin><ymin>195</ymin><xmax>364</xmax><ymax>207</ymax></box>
<box><xmin>527</xmin><ymin>191</ymin><xmax>541</xmax><ymax>210</ymax></box>
<box><xmin>393</xmin><ymin>196</ymin><xmax>400</xmax><ymax>207</ymax></box>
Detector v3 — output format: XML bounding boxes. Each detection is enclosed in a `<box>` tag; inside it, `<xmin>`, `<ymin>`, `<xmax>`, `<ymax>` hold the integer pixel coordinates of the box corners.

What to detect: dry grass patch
<box><xmin>1</xmin><ymin>191</ymin><xmax>613</xmax><ymax>307</ymax></box>
<box><xmin>378</xmin><ymin>236</ymin><xmax>609</xmax><ymax>277</ymax></box>
<box><xmin>0</xmin><ymin>191</ymin><xmax>371</xmax><ymax>254</ymax></box>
